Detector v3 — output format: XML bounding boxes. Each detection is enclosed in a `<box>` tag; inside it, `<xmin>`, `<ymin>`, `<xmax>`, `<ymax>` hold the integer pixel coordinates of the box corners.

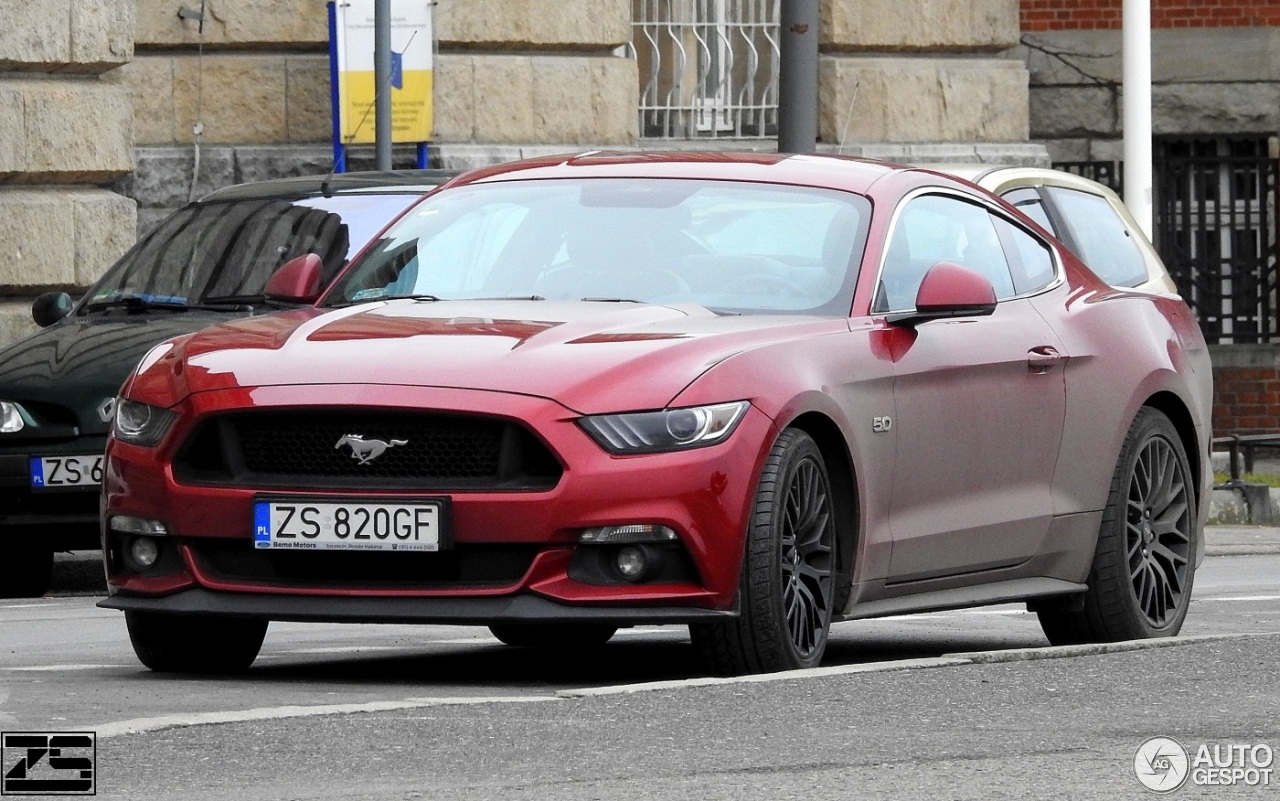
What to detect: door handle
<box><xmin>1027</xmin><ymin>346</ymin><xmax>1064</xmax><ymax>374</ymax></box>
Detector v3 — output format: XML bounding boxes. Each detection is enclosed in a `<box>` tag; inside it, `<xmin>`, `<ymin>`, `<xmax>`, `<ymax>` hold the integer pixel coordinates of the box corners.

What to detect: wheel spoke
<box><xmin>777</xmin><ymin>454</ymin><xmax>834</xmax><ymax>658</ymax></box>
<box><xmin>1123</xmin><ymin>434</ymin><xmax>1193</xmax><ymax>629</ymax></box>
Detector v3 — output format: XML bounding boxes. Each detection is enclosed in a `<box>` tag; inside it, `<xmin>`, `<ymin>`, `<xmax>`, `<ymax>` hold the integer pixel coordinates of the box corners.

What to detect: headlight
<box><xmin>112</xmin><ymin>399</ymin><xmax>177</xmax><ymax>446</ymax></box>
<box><xmin>0</xmin><ymin>401</ymin><xmax>24</xmax><ymax>433</ymax></box>
<box><xmin>579</xmin><ymin>401</ymin><xmax>749</xmax><ymax>454</ymax></box>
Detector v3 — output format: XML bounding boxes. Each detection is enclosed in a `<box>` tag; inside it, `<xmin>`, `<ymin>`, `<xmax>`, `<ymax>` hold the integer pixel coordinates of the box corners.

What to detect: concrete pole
<box><xmin>778</xmin><ymin>0</ymin><xmax>819</xmax><ymax>154</ymax></box>
<box><xmin>374</xmin><ymin>0</ymin><xmax>393</xmax><ymax>170</ymax></box>
<box><xmin>1123</xmin><ymin>0</ymin><xmax>1153</xmax><ymax>238</ymax></box>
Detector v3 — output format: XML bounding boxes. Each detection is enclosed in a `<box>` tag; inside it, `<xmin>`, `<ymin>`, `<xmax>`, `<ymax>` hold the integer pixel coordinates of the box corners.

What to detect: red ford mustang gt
<box><xmin>99</xmin><ymin>152</ymin><xmax>1213</xmax><ymax>676</ymax></box>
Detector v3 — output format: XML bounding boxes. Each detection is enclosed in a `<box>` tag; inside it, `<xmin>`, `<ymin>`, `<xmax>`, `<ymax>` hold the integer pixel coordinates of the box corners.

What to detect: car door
<box><xmin>874</xmin><ymin>193</ymin><xmax>1068</xmax><ymax>583</ymax></box>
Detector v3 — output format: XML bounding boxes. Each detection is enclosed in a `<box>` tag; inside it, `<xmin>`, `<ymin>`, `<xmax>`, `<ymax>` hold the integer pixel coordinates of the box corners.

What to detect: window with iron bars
<box><xmin>631</xmin><ymin>0</ymin><xmax>781</xmax><ymax>139</ymax></box>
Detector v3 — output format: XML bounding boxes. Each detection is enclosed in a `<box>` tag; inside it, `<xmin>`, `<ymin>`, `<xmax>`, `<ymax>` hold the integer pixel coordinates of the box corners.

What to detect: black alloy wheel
<box><xmin>1037</xmin><ymin>407</ymin><xmax>1197</xmax><ymax>645</ymax></box>
<box><xmin>692</xmin><ymin>428</ymin><xmax>836</xmax><ymax>675</ymax></box>
<box><xmin>1126</xmin><ymin>428</ymin><xmax>1194</xmax><ymax>627</ymax></box>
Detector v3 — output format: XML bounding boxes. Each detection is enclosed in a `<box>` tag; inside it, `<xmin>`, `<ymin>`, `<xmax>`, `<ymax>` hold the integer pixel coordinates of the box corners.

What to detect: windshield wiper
<box><xmin>201</xmin><ymin>294</ymin><xmax>299</xmax><ymax>310</ymax></box>
<box><xmin>581</xmin><ymin>297</ymin><xmax>642</xmax><ymax>303</ymax></box>
<box><xmin>83</xmin><ymin>294</ymin><xmax>191</xmax><ymax>312</ymax></box>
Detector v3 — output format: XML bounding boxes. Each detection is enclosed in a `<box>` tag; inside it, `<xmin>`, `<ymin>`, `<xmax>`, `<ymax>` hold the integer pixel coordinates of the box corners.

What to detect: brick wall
<box><xmin>1021</xmin><ymin>1</ymin><xmax>1280</xmax><ymax>31</ymax></box>
<box><xmin>1209</xmin><ymin>345</ymin><xmax>1280</xmax><ymax>436</ymax></box>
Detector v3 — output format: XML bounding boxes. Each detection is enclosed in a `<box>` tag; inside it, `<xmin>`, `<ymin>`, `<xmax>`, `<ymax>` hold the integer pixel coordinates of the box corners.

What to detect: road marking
<box><xmin>94</xmin><ymin>695</ymin><xmax>559</xmax><ymax>739</ymax></box>
<box><xmin>1197</xmin><ymin>595</ymin><xmax>1280</xmax><ymax>602</ymax></box>
<box><xmin>0</xmin><ymin>600</ymin><xmax>86</xmax><ymax>610</ymax></box>
<box><xmin>557</xmin><ymin>657</ymin><xmax>974</xmax><ymax>698</ymax></box>
<box><xmin>84</xmin><ymin>634</ymin><xmax>1270</xmax><ymax>737</ymax></box>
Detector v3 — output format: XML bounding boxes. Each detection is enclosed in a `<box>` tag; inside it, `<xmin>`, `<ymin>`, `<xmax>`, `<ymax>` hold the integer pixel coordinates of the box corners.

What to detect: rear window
<box><xmin>1045</xmin><ymin>187</ymin><xmax>1148</xmax><ymax>287</ymax></box>
<box><xmin>84</xmin><ymin>193</ymin><xmax>418</xmax><ymax>307</ymax></box>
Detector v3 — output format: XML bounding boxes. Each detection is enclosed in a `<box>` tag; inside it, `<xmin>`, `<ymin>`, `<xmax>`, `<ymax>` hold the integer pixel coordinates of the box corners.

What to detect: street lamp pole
<box><xmin>374</xmin><ymin>0</ymin><xmax>393</xmax><ymax>170</ymax></box>
<box><xmin>1123</xmin><ymin>0</ymin><xmax>1153</xmax><ymax>238</ymax></box>
<box><xmin>778</xmin><ymin>0</ymin><xmax>819</xmax><ymax>154</ymax></box>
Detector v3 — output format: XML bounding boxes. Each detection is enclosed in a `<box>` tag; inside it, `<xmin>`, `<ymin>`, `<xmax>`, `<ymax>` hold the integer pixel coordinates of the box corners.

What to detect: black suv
<box><xmin>0</xmin><ymin>170</ymin><xmax>453</xmax><ymax>596</ymax></box>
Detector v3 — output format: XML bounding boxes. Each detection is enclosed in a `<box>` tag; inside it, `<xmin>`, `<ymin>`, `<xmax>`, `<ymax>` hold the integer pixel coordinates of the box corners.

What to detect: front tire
<box><xmin>0</xmin><ymin>541</ymin><xmax>52</xmax><ymax>598</ymax></box>
<box><xmin>126</xmin><ymin>612</ymin><xmax>267</xmax><ymax>673</ymax></box>
<box><xmin>692</xmin><ymin>429</ymin><xmax>836</xmax><ymax>675</ymax></box>
<box><xmin>1038</xmin><ymin>408</ymin><xmax>1197</xmax><ymax>645</ymax></box>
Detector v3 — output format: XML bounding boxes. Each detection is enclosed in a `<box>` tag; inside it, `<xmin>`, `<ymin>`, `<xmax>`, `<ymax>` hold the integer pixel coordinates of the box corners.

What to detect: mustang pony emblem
<box><xmin>335</xmin><ymin>434</ymin><xmax>408</xmax><ymax>464</ymax></box>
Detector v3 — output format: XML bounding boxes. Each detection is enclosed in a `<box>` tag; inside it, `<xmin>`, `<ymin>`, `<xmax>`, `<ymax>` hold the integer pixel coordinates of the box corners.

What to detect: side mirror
<box><xmin>887</xmin><ymin>261</ymin><xmax>997</xmax><ymax>327</ymax></box>
<box><xmin>263</xmin><ymin>253</ymin><xmax>324</xmax><ymax>304</ymax></box>
<box><xmin>32</xmin><ymin>292</ymin><xmax>74</xmax><ymax>327</ymax></box>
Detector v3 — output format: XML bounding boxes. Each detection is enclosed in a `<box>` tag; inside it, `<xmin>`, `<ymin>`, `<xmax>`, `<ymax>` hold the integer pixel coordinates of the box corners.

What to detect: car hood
<box><xmin>132</xmin><ymin>300</ymin><xmax>847</xmax><ymax>414</ymax></box>
<box><xmin>0</xmin><ymin>312</ymin><xmax>249</xmax><ymax>437</ymax></box>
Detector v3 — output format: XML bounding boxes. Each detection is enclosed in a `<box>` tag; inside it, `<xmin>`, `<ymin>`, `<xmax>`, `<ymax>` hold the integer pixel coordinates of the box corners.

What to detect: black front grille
<box><xmin>173</xmin><ymin>410</ymin><xmax>563</xmax><ymax>490</ymax></box>
<box><xmin>189</xmin><ymin>540</ymin><xmax>540</xmax><ymax>590</ymax></box>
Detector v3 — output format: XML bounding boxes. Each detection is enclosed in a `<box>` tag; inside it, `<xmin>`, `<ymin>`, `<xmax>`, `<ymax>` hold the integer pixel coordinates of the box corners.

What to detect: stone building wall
<box><xmin>121</xmin><ymin>0</ymin><xmax>637</xmax><ymax>233</ymax></box>
<box><xmin>123</xmin><ymin>0</ymin><xmax>1040</xmax><ymax>233</ymax></box>
<box><xmin>0</xmin><ymin>1</ymin><xmax>138</xmax><ymax>344</ymax></box>
<box><xmin>821</xmin><ymin>0</ymin><xmax>1029</xmax><ymax>147</ymax></box>
<box><xmin>1017</xmin><ymin>0</ymin><xmax>1280</xmax><ymax>161</ymax></box>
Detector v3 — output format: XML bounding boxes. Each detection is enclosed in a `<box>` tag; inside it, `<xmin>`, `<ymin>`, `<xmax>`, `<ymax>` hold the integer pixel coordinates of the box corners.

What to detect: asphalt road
<box><xmin>1</xmin><ymin>549</ymin><xmax>1278</xmax><ymax>799</ymax></box>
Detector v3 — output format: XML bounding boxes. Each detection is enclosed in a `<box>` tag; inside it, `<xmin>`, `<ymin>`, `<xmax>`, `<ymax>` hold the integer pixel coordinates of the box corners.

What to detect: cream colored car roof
<box><xmin>925</xmin><ymin>164</ymin><xmax>1178</xmax><ymax>295</ymax></box>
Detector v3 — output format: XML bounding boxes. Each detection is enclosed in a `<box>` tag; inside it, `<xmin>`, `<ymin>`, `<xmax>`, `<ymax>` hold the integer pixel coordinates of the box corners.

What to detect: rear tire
<box><xmin>0</xmin><ymin>541</ymin><xmax>52</xmax><ymax>598</ymax></box>
<box><xmin>126</xmin><ymin>612</ymin><xmax>267</xmax><ymax>673</ymax></box>
<box><xmin>691</xmin><ymin>429</ymin><xmax>836</xmax><ymax>675</ymax></box>
<box><xmin>1037</xmin><ymin>408</ymin><xmax>1197</xmax><ymax>645</ymax></box>
<box><xmin>487</xmin><ymin>623</ymin><xmax>617</xmax><ymax>648</ymax></box>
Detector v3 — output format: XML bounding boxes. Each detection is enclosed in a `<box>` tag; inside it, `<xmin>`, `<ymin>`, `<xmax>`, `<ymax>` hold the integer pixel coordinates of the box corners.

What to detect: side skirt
<box><xmin>836</xmin><ymin>577</ymin><xmax>1086</xmax><ymax>622</ymax></box>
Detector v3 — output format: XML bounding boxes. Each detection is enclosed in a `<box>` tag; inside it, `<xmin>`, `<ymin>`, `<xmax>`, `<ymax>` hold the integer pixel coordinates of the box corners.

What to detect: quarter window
<box><xmin>993</xmin><ymin>217</ymin><xmax>1057</xmax><ymax>295</ymax></box>
<box><xmin>1000</xmin><ymin>187</ymin><xmax>1057</xmax><ymax>236</ymax></box>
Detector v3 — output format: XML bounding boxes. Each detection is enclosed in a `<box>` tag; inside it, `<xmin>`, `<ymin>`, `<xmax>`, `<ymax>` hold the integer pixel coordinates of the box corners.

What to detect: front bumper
<box><xmin>98</xmin><ymin>588</ymin><xmax>737</xmax><ymax>625</ymax></box>
<box><xmin>103</xmin><ymin>384</ymin><xmax>775</xmax><ymax>619</ymax></box>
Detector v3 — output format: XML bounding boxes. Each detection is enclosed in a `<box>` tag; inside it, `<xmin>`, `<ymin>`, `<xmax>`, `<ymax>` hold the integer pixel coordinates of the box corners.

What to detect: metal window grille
<box><xmin>1155</xmin><ymin>137</ymin><xmax>1278</xmax><ymax>344</ymax></box>
<box><xmin>1053</xmin><ymin>138</ymin><xmax>1280</xmax><ymax>344</ymax></box>
<box><xmin>631</xmin><ymin>0</ymin><xmax>780</xmax><ymax>139</ymax></box>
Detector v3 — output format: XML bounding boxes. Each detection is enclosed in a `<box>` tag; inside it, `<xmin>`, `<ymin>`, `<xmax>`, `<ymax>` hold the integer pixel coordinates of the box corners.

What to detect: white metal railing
<box><xmin>631</xmin><ymin>0</ymin><xmax>780</xmax><ymax>139</ymax></box>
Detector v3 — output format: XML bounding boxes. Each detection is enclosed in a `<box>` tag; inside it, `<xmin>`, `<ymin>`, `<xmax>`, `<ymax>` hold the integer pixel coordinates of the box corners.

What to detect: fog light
<box><xmin>109</xmin><ymin>515</ymin><xmax>168</xmax><ymax>536</ymax></box>
<box><xmin>579</xmin><ymin>524</ymin><xmax>677</xmax><ymax>544</ymax></box>
<box><xmin>129</xmin><ymin>536</ymin><xmax>160</xmax><ymax>570</ymax></box>
<box><xmin>615</xmin><ymin>545</ymin><xmax>649</xmax><ymax>581</ymax></box>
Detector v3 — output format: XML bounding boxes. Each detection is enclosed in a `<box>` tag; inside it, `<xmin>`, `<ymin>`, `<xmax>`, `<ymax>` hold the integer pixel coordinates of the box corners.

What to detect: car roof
<box><xmin>929</xmin><ymin>164</ymin><xmax>1122</xmax><ymax>199</ymax></box>
<box><xmin>448</xmin><ymin>151</ymin><xmax>930</xmax><ymax>194</ymax></box>
<box><xmin>199</xmin><ymin>169</ymin><xmax>460</xmax><ymax>203</ymax></box>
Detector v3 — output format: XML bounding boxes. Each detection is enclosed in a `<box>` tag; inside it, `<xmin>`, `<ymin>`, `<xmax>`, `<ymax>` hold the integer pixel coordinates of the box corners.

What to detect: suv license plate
<box><xmin>30</xmin><ymin>455</ymin><xmax>104</xmax><ymax>488</ymax></box>
<box><xmin>253</xmin><ymin>500</ymin><xmax>442</xmax><ymax>552</ymax></box>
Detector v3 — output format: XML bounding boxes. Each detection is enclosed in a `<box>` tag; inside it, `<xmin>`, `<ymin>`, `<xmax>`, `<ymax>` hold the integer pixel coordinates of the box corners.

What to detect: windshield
<box><xmin>324</xmin><ymin>178</ymin><xmax>870</xmax><ymax>315</ymax></box>
<box><xmin>82</xmin><ymin>192</ymin><xmax>420</xmax><ymax>310</ymax></box>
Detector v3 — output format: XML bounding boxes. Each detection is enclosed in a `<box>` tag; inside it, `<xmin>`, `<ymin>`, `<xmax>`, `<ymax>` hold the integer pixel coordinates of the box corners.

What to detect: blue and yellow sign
<box><xmin>332</xmin><ymin>0</ymin><xmax>433</xmax><ymax>144</ymax></box>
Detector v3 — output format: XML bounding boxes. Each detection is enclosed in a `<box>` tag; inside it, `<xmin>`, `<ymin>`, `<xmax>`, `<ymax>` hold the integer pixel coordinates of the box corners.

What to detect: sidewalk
<box><xmin>1205</xmin><ymin>524</ymin><xmax>1280</xmax><ymax>556</ymax></box>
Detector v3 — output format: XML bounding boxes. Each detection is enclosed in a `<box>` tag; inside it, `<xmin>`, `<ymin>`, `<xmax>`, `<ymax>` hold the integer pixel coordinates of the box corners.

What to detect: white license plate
<box><xmin>30</xmin><ymin>454</ymin><xmax>103</xmax><ymax>488</ymax></box>
<box><xmin>253</xmin><ymin>500</ymin><xmax>443</xmax><ymax>552</ymax></box>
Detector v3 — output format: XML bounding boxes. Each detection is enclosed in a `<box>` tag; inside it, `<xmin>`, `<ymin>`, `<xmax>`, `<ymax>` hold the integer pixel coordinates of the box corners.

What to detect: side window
<box><xmin>994</xmin><ymin>217</ymin><xmax>1057</xmax><ymax>295</ymax></box>
<box><xmin>875</xmin><ymin>195</ymin><xmax>1017</xmax><ymax>312</ymax></box>
<box><xmin>1044</xmin><ymin>187</ymin><xmax>1148</xmax><ymax>287</ymax></box>
<box><xmin>1000</xmin><ymin>187</ymin><xmax>1057</xmax><ymax>236</ymax></box>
